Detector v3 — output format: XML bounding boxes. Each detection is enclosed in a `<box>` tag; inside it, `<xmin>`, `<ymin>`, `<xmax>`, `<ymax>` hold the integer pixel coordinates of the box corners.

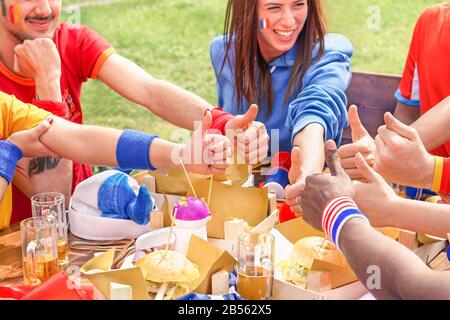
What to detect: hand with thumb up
<box><xmin>337</xmin><ymin>105</ymin><xmax>376</xmax><ymax>181</ymax></box>
<box><xmin>224</xmin><ymin>104</ymin><xmax>269</xmax><ymax>165</ymax></box>
<box><xmin>180</xmin><ymin>110</ymin><xmax>232</xmax><ymax>175</ymax></box>
<box><xmin>300</xmin><ymin>140</ymin><xmax>354</xmax><ymax>231</ymax></box>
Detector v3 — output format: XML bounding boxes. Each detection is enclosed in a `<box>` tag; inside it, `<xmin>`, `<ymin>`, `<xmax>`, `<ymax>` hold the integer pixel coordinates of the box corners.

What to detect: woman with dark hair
<box><xmin>210</xmin><ymin>0</ymin><xmax>353</xmax><ymax>215</ymax></box>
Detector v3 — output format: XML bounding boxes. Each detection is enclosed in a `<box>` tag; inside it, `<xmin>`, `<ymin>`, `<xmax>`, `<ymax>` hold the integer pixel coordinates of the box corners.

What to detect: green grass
<box><xmin>61</xmin><ymin>0</ymin><xmax>438</xmax><ymax>139</ymax></box>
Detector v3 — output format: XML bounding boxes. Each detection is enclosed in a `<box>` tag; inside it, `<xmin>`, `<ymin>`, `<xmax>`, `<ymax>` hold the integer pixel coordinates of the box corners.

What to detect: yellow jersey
<box><xmin>0</xmin><ymin>92</ymin><xmax>50</xmax><ymax>229</ymax></box>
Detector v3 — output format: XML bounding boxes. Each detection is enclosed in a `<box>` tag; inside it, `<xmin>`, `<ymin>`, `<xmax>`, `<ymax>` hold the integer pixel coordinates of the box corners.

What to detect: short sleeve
<box><xmin>77</xmin><ymin>26</ymin><xmax>115</xmax><ymax>81</ymax></box>
<box><xmin>396</xmin><ymin>10</ymin><xmax>426</xmax><ymax>107</ymax></box>
<box><xmin>0</xmin><ymin>93</ymin><xmax>50</xmax><ymax>138</ymax></box>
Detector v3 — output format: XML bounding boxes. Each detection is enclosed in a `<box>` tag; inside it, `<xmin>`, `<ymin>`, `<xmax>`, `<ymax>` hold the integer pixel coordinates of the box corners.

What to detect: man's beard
<box><xmin>10</xmin><ymin>28</ymin><xmax>54</xmax><ymax>42</ymax></box>
<box><xmin>10</xmin><ymin>15</ymin><xmax>57</xmax><ymax>42</ymax></box>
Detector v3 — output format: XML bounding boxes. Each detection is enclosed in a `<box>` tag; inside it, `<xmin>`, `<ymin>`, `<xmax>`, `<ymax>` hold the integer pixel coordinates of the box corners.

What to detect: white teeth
<box><xmin>275</xmin><ymin>30</ymin><xmax>294</xmax><ymax>38</ymax></box>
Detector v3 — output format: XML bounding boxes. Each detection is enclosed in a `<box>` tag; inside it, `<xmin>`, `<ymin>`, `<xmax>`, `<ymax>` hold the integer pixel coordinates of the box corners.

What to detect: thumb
<box><xmin>288</xmin><ymin>146</ymin><xmax>303</xmax><ymax>184</ymax></box>
<box><xmin>228</xmin><ymin>104</ymin><xmax>258</xmax><ymax>130</ymax></box>
<box><xmin>348</xmin><ymin>105</ymin><xmax>369</xmax><ymax>141</ymax></box>
<box><xmin>354</xmin><ymin>152</ymin><xmax>384</xmax><ymax>184</ymax></box>
<box><xmin>33</xmin><ymin>117</ymin><xmax>53</xmax><ymax>137</ymax></box>
<box><xmin>384</xmin><ymin>112</ymin><xmax>417</xmax><ymax>141</ymax></box>
<box><xmin>325</xmin><ymin>140</ymin><xmax>346</xmax><ymax>177</ymax></box>
<box><xmin>201</xmin><ymin>109</ymin><xmax>212</xmax><ymax>134</ymax></box>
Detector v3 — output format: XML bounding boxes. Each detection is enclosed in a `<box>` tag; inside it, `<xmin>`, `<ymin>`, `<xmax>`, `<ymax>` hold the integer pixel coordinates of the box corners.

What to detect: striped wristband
<box><xmin>431</xmin><ymin>156</ymin><xmax>450</xmax><ymax>195</ymax></box>
<box><xmin>322</xmin><ymin>196</ymin><xmax>369</xmax><ymax>251</ymax></box>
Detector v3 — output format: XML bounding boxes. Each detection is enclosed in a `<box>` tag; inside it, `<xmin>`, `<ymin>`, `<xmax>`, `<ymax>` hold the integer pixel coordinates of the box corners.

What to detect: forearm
<box><xmin>35</xmin><ymin>74</ymin><xmax>62</xmax><ymax>102</ymax></box>
<box><xmin>388</xmin><ymin>197</ymin><xmax>450</xmax><ymax>238</ymax></box>
<box><xmin>98</xmin><ymin>54</ymin><xmax>212</xmax><ymax>130</ymax></box>
<box><xmin>292</xmin><ymin>123</ymin><xmax>325</xmax><ymax>174</ymax></box>
<box><xmin>145</xmin><ymin>78</ymin><xmax>212</xmax><ymax>130</ymax></box>
<box><xmin>393</xmin><ymin>102</ymin><xmax>420</xmax><ymax>126</ymax></box>
<box><xmin>39</xmin><ymin>117</ymin><xmax>181</xmax><ymax>170</ymax></box>
<box><xmin>339</xmin><ymin>218</ymin><xmax>450</xmax><ymax>299</ymax></box>
<box><xmin>411</xmin><ymin>96</ymin><xmax>450</xmax><ymax>151</ymax></box>
<box><xmin>149</xmin><ymin>138</ymin><xmax>182</xmax><ymax>170</ymax></box>
<box><xmin>39</xmin><ymin>117</ymin><xmax>121</xmax><ymax>167</ymax></box>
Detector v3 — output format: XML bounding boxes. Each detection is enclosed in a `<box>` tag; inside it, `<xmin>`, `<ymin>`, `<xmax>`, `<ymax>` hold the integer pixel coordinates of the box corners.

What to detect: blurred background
<box><xmin>61</xmin><ymin>0</ymin><xmax>437</xmax><ymax>141</ymax></box>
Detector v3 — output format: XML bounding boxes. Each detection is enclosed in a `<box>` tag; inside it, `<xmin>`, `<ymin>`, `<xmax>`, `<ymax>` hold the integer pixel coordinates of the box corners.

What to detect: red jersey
<box><xmin>0</xmin><ymin>22</ymin><xmax>114</xmax><ymax>223</ymax></box>
<box><xmin>396</xmin><ymin>3</ymin><xmax>450</xmax><ymax>157</ymax></box>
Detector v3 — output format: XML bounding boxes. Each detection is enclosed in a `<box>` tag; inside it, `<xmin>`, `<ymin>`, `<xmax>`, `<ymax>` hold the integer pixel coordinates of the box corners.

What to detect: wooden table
<box><xmin>0</xmin><ymin>223</ymin><xmax>95</xmax><ymax>286</ymax></box>
<box><xmin>1</xmin><ymin>222</ymin><xmax>449</xmax><ymax>295</ymax></box>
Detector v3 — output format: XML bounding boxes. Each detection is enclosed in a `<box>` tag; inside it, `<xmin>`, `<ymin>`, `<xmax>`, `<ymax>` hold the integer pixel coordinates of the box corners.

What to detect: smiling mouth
<box><xmin>274</xmin><ymin>29</ymin><xmax>296</xmax><ymax>40</ymax></box>
<box><xmin>25</xmin><ymin>16</ymin><xmax>55</xmax><ymax>27</ymax></box>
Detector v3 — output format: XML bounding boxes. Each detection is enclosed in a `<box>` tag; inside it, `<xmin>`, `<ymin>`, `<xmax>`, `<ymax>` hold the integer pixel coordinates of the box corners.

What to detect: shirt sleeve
<box><xmin>77</xmin><ymin>26</ymin><xmax>115</xmax><ymax>81</ymax></box>
<box><xmin>210</xmin><ymin>37</ymin><xmax>226</xmax><ymax>107</ymax></box>
<box><xmin>396</xmin><ymin>11</ymin><xmax>425</xmax><ymax>107</ymax></box>
<box><xmin>285</xmin><ymin>49</ymin><xmax>352</xmax><ymax>145</ymax></box>
<box><xmin>1</xmin><ymin>93</ymin><xmax>50</xmax><ymax>138</ymax></box>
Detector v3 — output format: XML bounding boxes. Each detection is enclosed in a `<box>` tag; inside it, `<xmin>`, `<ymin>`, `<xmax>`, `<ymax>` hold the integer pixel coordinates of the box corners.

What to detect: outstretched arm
<box><xmin>301</xmin><ymin>140</ymin><xmax>450</xmax><ymax>300</ymax></box>
<box><xmin>97</xmin><ymin>54</ymin><xmax>211</xmax><ymax>131</ymax></box>
<box><xmin>339</xmin><ymin>217</ymin><xmax>450</xmax><ymax>300</ymax></box>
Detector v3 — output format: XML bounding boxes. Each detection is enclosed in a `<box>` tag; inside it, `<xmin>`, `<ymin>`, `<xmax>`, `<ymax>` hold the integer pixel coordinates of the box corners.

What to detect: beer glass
<box><xmin>31</xmin><ymin>192</ymin><xmax>69</xmax><ymax>267</ymax></box>
<box><xmin>21</xmin><ymin>217</ymin><xmax>59</xmax><ymax>285</ymax></box>
<box><xmin>237</xmin><ymin>232</ymin><xmax>275</xmax><ymax>300</ymax></box>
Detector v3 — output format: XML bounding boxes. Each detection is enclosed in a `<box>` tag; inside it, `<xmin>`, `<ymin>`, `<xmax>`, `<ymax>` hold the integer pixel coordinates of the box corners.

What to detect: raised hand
<box><xmin>285</xmin><ymin>146</ymin><xmax>304</xmax><ymax>216</ymax></box>
<box><xmin>374</xmin><ymin>112</ymin><xmax>434</xmax><ymax>189</ymax></box>
<box><xmin>353</xmin><ymin>152</ymin><xmax>398</xmax><ymax>227</ymax></box>
<box><xmin>224</xmin><ymin>104</ymin><xmax>269</xmax><ymax>164</ymax></box>
<box><xmin>301</xmin><ymin>140</ymin><xmax>354</xmax><ymax>230</ymax></box>
<box><xmin>337</xmin><ymin>105</ymin><xmax>376</xmax><ymax>180</ymax></box>
<box><xmin>14</xmin><ymin>38</ymin><xmax>62</xmax><ymax>101</ymax></box>
<box><xmin>181</xmin><ymin>110</ymin><xmax>232</xmax><ymax>175</ymax></box>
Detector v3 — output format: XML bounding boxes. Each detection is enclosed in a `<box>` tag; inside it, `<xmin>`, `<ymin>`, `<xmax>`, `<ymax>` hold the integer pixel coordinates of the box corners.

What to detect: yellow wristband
<box><xmin>431</xmin><ymin>156</ymin><xmax>444</xmax><ymax>192</ymax></box>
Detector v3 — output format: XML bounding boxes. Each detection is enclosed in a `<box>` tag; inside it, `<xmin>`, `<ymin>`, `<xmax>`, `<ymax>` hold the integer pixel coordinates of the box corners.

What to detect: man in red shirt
<box><xmin>337</xmin><ymin>3</ymin><xmax>450</xmax><ymax>180</ymax></box>
<box><xmin>0</xmin><ymin>0</ymin><xmax>268</xmax><ymax>223</ymax></box>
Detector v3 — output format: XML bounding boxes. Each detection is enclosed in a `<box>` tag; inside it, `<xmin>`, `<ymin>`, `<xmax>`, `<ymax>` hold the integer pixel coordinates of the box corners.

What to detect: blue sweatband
<box><xmin>116</xmin><ymin>130</ymin><xmax>159</xmax><ymax>171</ymax></box>
<box><xmin>0</xmin><ymin>140</ymin><xmax>23</xmax><ymax>184</ymax></box>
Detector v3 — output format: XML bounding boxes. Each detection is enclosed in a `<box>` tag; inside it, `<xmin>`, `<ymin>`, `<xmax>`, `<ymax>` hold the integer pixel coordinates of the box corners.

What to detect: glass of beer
<box><xmin>31</xmin><ymin>192</ymin><xmax>69</xmax><ymax>267</ymax></box>
<box><xmin>237</xmin><ymin>231</ymin><xmax>275</xmax><ymax>300</ymax></box>
<box><xmin>21</xmin><ymin>217</ymin><xmax>59</xmax><ymax>285</ymax></box>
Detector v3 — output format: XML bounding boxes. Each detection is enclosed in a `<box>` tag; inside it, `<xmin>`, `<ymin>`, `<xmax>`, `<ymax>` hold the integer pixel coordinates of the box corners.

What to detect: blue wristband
<box><xmin>116</xmin><ymin>130</ymin><xmax>159</xmax><ymax>171</ymax></box>
<box><xmin>0</xmin><ymin>140</ymin><xmax>23</xmax><ymax>184</ymax></box>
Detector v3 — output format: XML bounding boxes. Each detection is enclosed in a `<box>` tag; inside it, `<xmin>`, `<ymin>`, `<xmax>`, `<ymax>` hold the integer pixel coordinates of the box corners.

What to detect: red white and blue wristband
<box><xmin>322</xmin><ymin>196</ymin><xmax>369</xmax><ymax>251</ymax></box>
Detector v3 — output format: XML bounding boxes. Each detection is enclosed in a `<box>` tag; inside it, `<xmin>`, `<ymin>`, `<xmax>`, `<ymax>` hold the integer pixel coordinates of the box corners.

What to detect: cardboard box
<box><xmin>271</xmin><ymin>218</ymin><xmax>366</xmax><ymax>300</ymax></box>
<box><xmin>81</xmin><ymin>235</ymin><xmax>236</xmax><ymax>300</ymax></box>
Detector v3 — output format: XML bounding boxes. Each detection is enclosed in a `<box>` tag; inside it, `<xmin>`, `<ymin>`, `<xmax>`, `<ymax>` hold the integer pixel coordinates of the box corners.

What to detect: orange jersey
<box><xmin>395</xmin><ymin>3</ymin><xmax>450</xmax><ymax>157</ymax></box>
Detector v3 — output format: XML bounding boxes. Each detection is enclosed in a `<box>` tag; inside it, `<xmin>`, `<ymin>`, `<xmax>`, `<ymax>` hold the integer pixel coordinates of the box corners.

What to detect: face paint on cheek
<box><xmin>1</xmin><ymin>0</ymin><xmax>6</xmax><ymax>17</ymax></box>
<box><xmin>8</xmin><ymin>3</ymin><xmax>19</xmax><ymax>24</ymax></box>
<box><xmin>259</xmin><ymin>18</ymin><xmax>270</xmax><ymax>30</ymax></box>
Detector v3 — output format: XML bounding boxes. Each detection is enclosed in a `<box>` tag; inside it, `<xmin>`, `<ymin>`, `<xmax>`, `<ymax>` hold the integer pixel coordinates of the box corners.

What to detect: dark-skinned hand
<box><xmin>300</xmin><ymin>140</ymin><xmax>354</xmax><ymax>231</ymax></box>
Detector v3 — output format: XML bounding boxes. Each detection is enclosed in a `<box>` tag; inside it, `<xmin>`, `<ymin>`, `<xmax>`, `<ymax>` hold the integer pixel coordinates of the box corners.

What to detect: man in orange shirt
<box><xmin>338</xmin><ymin>3</ymin><xmax>450</xmax><ymax>180</ymax></box>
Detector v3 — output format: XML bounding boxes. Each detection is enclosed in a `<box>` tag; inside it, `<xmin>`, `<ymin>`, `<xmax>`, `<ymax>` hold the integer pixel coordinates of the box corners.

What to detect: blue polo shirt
<box><xmin>210</xmin><ymin>33</ymin><xmax>353</xmax><ymax>152</ymax></box>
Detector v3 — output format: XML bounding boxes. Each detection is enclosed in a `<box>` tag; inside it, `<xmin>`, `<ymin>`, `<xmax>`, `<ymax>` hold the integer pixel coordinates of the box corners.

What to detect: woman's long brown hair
<box><xmin>220</xmin><ymin>0</ymin><xmax>327</xmax><ymax>116</ymax></box>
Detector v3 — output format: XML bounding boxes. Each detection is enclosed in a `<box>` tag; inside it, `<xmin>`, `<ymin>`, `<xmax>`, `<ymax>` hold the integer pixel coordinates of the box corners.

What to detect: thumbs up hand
<box><xmin>285</xmin><ymin>146</ymin><xmax>305</xmax><ymax>217</ymax></box>
<box><xmin>224</xmin><ymin>104</ymin><xmax>269</xmax><ymax>164</ymax></box>
<box><xmin>181</xmin><ymin>110</ymin><xmax>232</xmax><ymax>175</ymax></box>
<box><xmin>352</xmin><ymin>152</ymin><xmax>398</xmax><ymax>227</ymax></box>
<box><xmin>337</xmin><ymin>105</ymin><xmax>376</xmax><ymax>181</ymax></box>
<box><xmin>373</xmin><ymin>112</ymin><xmax>434</xmax><ymax>188</ymax></box>
<box><xmin>300</xmin><ymin>140</ymin><xmax>355</xmax><ymax>231</ymax></box>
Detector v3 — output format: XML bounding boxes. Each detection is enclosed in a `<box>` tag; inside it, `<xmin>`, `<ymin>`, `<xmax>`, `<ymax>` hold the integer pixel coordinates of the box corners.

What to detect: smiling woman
<box><xmin>210</xmin><ymin>0</ymin><xmax>353</xmax><ymax>215</ymax></box>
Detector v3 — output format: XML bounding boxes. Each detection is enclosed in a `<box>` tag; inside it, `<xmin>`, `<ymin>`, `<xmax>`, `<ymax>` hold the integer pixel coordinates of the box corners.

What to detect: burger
<box><xmin>136</xmin><ymin>250</ymin><xmax>200</xmax><ymax>300</ymax></box>
<box><xmin>279</xmin><ymin>236</ymin><xmax>346</xmax><ymax>288</ymax></box>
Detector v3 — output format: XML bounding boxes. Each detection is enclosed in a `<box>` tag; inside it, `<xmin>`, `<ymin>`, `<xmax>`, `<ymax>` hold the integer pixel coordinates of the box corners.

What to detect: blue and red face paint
<box><xmin>259</xmin><ymin>18</ymin><xmax>270</xmax><ymax>30</ymax></box>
